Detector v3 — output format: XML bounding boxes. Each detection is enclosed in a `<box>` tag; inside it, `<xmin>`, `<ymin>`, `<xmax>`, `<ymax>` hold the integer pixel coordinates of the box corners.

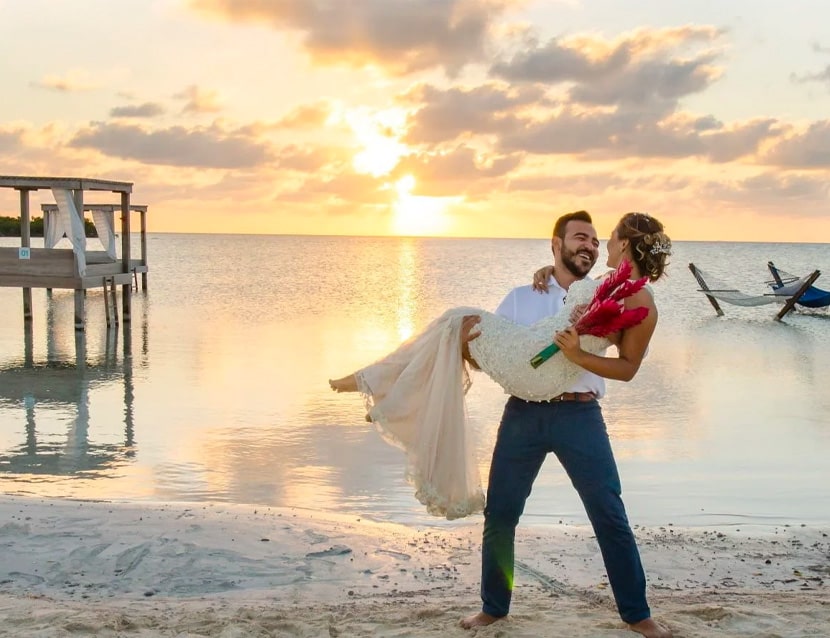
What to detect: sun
<box><xmin>334</xmin><ymin>106</ymin><xmax>462</xmax><ymax>236</ymax></box>
<box><xmin>392</xmin><ymin>175</ymin><xmax>460</xmax><ymax>237</ymax></box>
<box><xmin>344</xmin><ymin>107</ymin><xmax>409</xmax><ymax>177</ymax></box>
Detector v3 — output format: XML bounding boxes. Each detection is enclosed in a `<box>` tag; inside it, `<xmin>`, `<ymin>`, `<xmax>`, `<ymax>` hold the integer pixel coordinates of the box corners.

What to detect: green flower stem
<box><xmin>529</xmin><ymin>343</ymin><xmax>561</xmax><ymax>369</ymax></box>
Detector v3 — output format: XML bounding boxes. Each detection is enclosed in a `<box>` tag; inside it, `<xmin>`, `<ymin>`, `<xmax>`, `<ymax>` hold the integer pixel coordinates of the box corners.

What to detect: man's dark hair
<box><xmin>552</xmin><ymin>210</ymin><xmax>592</xmax><ymax>239</ymax></box>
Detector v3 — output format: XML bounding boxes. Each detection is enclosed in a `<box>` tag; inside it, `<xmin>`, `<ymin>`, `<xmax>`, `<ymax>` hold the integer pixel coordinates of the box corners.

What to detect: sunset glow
<box><xmin>0</xmin><ymin>1</ymin><xmax>828</xmax><ymax>241</ymax></box>
<box><xmin>393</xmin><ymin>175</ymin><xmax>460</xmax><ymax>237</ymax></box>
<box><xmin>347</xmin><ymin>108</ymin><xmax>410</xmax><ymax>178</ymax></box>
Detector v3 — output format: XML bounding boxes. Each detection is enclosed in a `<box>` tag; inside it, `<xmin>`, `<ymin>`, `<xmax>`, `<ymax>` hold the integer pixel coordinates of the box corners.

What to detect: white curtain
<box><xmin>44</xmin><ymin>209</ymin><xmax>67</xmax><ymax>249</ymax></box>
<box><xmin>91</xmin><ymin>209</ymin><xmax>117</xmax><ymax>260</ymax></box>
<box><xmin>51</xmin><ymin>188</ymin><xmax>87</xmax><ymax>276</ymax></box>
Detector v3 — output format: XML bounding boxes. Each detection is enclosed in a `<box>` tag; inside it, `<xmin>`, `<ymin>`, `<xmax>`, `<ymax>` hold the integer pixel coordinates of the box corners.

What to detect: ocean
<box><xmin>1</xmin><ymin>234</ymin><xmax>828</xmax><ymax>528</ymax></box>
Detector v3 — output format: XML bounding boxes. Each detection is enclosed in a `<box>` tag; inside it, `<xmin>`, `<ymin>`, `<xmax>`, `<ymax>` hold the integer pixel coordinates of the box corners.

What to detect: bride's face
<box><xmin>606</xmin><ymin>227</ymin><xmax>629</xmax><ymax>269</ymax></box>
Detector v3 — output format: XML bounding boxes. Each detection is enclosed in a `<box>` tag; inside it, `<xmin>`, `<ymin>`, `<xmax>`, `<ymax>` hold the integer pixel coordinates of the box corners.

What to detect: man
<box><xmin>459</xmin><ymin>211</ymin><xmax>671</xmax><ymax>638</ymax></box>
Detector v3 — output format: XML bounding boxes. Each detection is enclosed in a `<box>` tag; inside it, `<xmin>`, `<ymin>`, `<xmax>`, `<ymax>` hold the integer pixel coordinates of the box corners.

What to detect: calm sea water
<box><xmin>1</xmin><ymin>234</ymin><xmax>828</xmax><ymax>528</ymax></box>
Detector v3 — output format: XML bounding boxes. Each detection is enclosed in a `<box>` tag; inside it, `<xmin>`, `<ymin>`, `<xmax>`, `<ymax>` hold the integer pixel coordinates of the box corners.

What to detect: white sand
<box><xmin>0</xmin><ymin>496</ymin><xmax>827</xmax><ymax>637</ymax></box>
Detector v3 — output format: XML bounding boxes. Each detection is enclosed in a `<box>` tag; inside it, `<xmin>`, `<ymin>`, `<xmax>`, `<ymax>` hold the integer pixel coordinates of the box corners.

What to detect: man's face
<box><xmin>553</xmin><ymin>220</ymin><xmax>599</xmax><ymax>278</ymax></box>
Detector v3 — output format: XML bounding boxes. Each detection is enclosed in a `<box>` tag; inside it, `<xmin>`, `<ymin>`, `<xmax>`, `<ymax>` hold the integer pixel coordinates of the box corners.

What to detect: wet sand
<box><xmin>0</xmin><ymin>496</ymin><xmax>827</xmax><ymax>637</ymax></box>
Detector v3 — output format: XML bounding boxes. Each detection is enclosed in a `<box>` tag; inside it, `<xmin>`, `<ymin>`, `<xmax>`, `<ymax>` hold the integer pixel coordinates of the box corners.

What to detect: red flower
<box><xmin>529</xmin><ymin>260</ymin><xmax>650</xmax><ymax>368</ymax></box>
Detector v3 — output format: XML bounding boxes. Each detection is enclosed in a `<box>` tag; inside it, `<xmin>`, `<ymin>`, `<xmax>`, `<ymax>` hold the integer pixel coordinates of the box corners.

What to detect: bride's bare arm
<box><xmin>532</xmin><ymin>265</ymin><xmax>554</xmax><ymax>292</ymax></box>
<box><xmin>552</xmin><ymin>290</ymin><xmax>657</xmax><ymax>381</ymax></box>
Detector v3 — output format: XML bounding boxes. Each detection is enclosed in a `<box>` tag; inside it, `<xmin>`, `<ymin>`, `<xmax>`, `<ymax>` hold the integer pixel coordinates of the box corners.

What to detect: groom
<box><xmin>459</xmin><ymin>211</ymin><xmax>671</xmax><ymax>638</ymax></box>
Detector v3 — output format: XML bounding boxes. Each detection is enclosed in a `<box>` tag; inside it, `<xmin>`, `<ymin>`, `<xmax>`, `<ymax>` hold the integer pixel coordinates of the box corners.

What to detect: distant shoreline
<box><xmin>0</xmin><ymin>215</ymin><xmax>98</xmax><ymax>238</ymax></box>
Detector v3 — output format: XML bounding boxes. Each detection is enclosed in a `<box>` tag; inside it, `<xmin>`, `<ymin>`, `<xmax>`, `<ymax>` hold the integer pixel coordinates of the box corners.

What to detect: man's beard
<box><xmin>560</xmin><ymin>246</ymin><xmax>596</xmax><ymax>278</ymax></box>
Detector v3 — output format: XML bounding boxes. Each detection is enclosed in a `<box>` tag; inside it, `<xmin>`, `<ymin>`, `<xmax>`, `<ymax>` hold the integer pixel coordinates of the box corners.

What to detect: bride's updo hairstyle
<box><xmin>616</xmin><ymin>212</ymin><xmax>672</xmax><ymax>282</ymax></box>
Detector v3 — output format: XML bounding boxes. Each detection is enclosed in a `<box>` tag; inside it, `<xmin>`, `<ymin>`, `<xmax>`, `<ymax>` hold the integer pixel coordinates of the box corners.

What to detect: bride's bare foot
<box><xmin>460</xmin><ymin>611</ymin><xmax>501</xmax><ymax>629</ymax></box>
<box><xmin>629</xmin><ymin>617</ymin><xmax>672</xmax><ymax>638</ymax></box>
<box><xmin>329</xmin><ymin>374</ymin><xmax>358</xmax><ymax>393</ymax></box>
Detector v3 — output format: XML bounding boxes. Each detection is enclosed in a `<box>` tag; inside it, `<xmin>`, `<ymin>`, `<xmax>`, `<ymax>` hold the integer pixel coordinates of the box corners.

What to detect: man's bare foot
<box><xmin>329</xmin><ymin>375</ymin><xmax>358</xmax><ymax>392</ymax></box>
<box><xmin>460</xmin><ymin>611</ymin><xmax>502</xmax><ymax>629</ymax></box>
<box><xmin>629</xmin><ymin>617</ymin><xmax>672</xmax><ymax>638</ymax></box>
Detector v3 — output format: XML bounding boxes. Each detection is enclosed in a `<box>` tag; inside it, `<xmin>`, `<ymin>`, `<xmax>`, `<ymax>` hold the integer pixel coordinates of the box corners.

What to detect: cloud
<box><xmin>275</xmin><ymin>102</ymin><xmax>332</xmax><ymax>129</ymax></box>
<box><xmin>403</xmin><ymin>83</ymin><xmax>541</xmax><ymax>144</ymax></box>
<box><xmin>397</xmin><ymin>77</ymin><xmax>779</xmax><ymax>163</ymax></box>
<box><xmin>506</xmin><ymin>172</ymin><xmax>626</xmax><ymax>193</ymax></box>
<box><xmin>189</xmin><ymin>0</ymin><xmax>517</xmax><ymax>76</ymax></box>
<box><xmin>110</xmin><ymin>103</ymin><xmax>166</xmax><ymax>118</ymax></box>
<box><xmin>762</xmin><ymin>121</ymin><xmax>830</xmax><ymax>168</ymax></box>
<box><xmin>393</xmin><ymin>145</ymin><xmax>523</xmax><ymax>195</ymax></box>
<box><xmin>69</xmin><ymin>122</ymin><xmax>272</xmax><ymax>169</ymax></box>
<box><xmin>496</xmin><ymin>108</ymin><xmax>657</xmax><ymax>155</ymax></box>
<box><xmin>31</xmin><ymin>70</ymin><xmax>97</xmax><ymax>92</ymax></box>
<box><xmin>790</xmin><ymin>42</ymin><xmax>830</xmax><ymax>88</ymax></box>
<box><xmin>0</xmin><ymin>128</ymin><xmax>24</xmax><ymax>153</ymax></box>
<box><xmin>494</xmin><ymin>107</ymin><xmax>781</xmax><ymax>163</ymax></box>
<box><xmin>703</xmin><ymin>172</ymin><xmax>830</xmax><ymax>216</ymax></box>
<box><xmin>505</xmin><ymin>171</ymin><xmax>693</xmax><ymax>198</ymax></box>
<box><xmin>278</xmin><ymin>171</ymin><xmax>391</xmax><ymax>205</ymax></box>
<box><xmin>569</xmin><ymin>55</ymin><xmax>720</xmax><ymax>109</ymax></box>
<box><xmin>791</xmin><ymin>65</ymin><xmax>830</xmax><ymax>87</ymax></box>
<box><xmin>275</xmin><ymin>145</ymin><xmax>346</xmax><ymax>172</ymax></box>
<box><xmin>700</xmin><ymin>119</ymin><xmax>780</xmax><ymax>163</ymax></box>
<box><xmin>391</xmin><ymin>26</ymin><xmax>771</xmax><ymax>164</ymax></box>
<box><xmin>174</xmin><ymin>85</ymin><xmax>223</xmax><ymax>114</ymax></box>
<box><xmin>491</xmin><ymin>26</ymin><xmax>723</xmax><ymax>109</ymax></box>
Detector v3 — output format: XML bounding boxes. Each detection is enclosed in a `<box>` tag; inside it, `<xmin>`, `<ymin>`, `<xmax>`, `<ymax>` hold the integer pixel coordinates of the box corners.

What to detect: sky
<box><xmin>0</xmin><ymin>0</ymin><xmax>829</xmax><ymax>242</ymax></box>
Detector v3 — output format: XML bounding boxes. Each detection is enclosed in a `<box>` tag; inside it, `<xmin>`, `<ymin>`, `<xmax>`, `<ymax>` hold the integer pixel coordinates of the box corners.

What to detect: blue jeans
<box><xmin>480</xmin><ymin>396</ymin><xmax>650</xmax><ymax>625</ymax></box>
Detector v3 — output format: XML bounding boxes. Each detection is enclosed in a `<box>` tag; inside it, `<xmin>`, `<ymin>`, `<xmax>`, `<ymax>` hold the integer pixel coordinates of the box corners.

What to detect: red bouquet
<box><xmin>529</xmin><ymin>260</ymin><xmax>649</xmax><ymax>368</ymax></box>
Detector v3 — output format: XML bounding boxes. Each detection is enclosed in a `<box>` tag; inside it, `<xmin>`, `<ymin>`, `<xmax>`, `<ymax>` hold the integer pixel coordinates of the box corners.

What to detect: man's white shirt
<box><xmin>494</xmin><ymin>276</ymin><xmax>606</xmax><ymax>399</ymax></box>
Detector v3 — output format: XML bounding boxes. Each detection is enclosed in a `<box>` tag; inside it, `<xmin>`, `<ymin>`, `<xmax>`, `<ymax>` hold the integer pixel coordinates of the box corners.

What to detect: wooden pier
<box><xmin>40</xmin><ymin>202</ymin><xmax>149</xmax><ymax>291</ymax></box>
<box><xmin>0</xmin><ymin>176</ymin><xmax>149</xmax><ymax>331</ymax></box>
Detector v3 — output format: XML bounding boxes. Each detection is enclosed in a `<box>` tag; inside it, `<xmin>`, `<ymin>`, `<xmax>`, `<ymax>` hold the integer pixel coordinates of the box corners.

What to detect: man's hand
<box><xmin>461</xmin><ymin>315</ymin><xmax>481</xmax><ymax>368</ymax></box>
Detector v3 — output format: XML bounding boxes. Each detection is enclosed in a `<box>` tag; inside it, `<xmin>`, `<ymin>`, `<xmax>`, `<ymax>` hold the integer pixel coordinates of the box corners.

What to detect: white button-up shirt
<box><xmin>494</xmin><ymin>276</ymin><xmax>606</xmax><ymax>399</ymax></box>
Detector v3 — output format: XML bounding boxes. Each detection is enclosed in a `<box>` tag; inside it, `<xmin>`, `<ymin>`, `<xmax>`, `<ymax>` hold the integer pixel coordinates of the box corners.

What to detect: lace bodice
<box><xmin>468</xmin><ymin>278</ymin><xmax>608</xmax><ymax>401</ymax></box>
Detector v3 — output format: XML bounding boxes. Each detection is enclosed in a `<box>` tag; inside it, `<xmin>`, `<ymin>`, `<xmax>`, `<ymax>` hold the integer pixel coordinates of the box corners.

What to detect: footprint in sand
<box><xmin>375</xmin><ymin>549</ymin><xmax>411</xmax><ymax>561</ymax></box>
<box><xmin>114</xmin><ymin>542</ymin><xmax>151</xmax><ymax>575</ymax></box>
<box><xmin>305</xmin><ymin>545</ymin><xmax>352</xmax><ymax>558</ymax></box>
<box><xmin>680</xmin><ymin>606</ymin><xmax>732</xmax><ymax>622</ymax></box>
<box><xmin>304</xmin><ymin>530</ymin><xmax>329</xmax><ymax>545</ymax></box>
<box><xmin>7</xmin><ymin>572</ymin><xmax>45</xmax><ymax>586</ymax></box>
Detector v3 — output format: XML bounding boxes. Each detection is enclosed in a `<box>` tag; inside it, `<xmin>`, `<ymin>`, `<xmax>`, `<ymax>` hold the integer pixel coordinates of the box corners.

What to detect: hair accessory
<box><xmin>649</xmin><ymin>239</ymin><xmax>672</xmax><ymax>256</ymax></box>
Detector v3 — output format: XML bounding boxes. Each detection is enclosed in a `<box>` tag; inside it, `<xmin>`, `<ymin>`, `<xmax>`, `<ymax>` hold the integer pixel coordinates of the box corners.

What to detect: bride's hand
<box><xmin>532</xmin><ymin>265</ymin><xmax>554</xmax><ymax>292</ymax></box>
<box><xmin>553</xmin><ymin>327</ymin><xmax>582</xmax><ymax>361</ymax></box>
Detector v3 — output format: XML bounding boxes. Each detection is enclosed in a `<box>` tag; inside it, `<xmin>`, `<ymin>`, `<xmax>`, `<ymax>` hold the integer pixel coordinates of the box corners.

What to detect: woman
<box><xmin>535</xmin><ymin>211</ymin><xmax>671</xmax><ymax>382</ymax></box>
<box><xmin>330</xmin><ymin>212</ymin><xmax>671</xmax><ymax>519</ymax></box>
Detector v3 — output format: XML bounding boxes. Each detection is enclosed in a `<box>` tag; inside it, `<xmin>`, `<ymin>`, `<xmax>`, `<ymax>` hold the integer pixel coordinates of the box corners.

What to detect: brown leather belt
<box><xmin>550</xmin><ymin>391</ymin><xmax>597</xmax><ymax>402</ymax></box>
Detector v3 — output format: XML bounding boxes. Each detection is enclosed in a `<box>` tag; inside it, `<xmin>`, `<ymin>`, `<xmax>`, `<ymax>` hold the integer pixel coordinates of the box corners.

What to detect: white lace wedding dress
<box><xmin>353</xmin><ymin>278</ymin><xmax>608</xmax><ymax>520</ymax></box>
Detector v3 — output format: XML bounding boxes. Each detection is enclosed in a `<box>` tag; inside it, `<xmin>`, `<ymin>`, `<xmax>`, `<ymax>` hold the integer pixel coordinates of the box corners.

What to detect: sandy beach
<box><xmin>0</xmin><ymin>496</ymin><xmax>827</xmax><ymax>637</ymax></box>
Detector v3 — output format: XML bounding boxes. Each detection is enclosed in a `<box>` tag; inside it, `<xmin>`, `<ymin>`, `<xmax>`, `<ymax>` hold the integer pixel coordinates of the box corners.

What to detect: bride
<box><xmin>329</xmin><ymin>214</ymin><xmax>671</xmax><ymax>520</ymax></box>
<box><xmin>329</xmin><ymin>280</ymin><xmax>608</xmax><ymax>518</ymax></box>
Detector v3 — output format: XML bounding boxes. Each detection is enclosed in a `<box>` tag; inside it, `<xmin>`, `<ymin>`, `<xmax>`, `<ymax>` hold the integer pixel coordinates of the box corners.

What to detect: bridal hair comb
<box><xmin>649</xmin><ymin>239</ymin><xmax>672</xmax><ymax>256</ymax></box>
